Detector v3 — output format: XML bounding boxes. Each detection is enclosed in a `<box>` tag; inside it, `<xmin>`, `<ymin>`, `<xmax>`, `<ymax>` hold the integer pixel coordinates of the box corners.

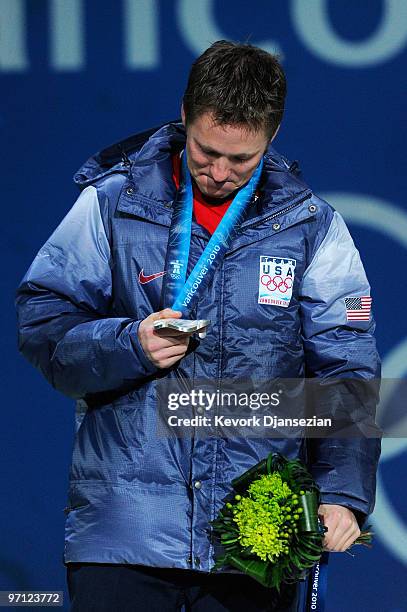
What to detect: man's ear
<box><xmin>181</xmin><ymin>105</ymin><xmax>186</xmax><ymax>126</ymax></box>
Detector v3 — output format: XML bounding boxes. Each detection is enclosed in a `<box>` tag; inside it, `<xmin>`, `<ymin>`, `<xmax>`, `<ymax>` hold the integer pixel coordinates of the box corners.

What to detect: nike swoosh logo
<box><xmin>139</xmin><ymin>269</ymin><xmax>167</xmax><ymax>284</ymax></box>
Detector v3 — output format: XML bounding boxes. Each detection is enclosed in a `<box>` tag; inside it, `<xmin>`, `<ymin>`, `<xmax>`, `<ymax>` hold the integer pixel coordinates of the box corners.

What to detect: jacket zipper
<box><xmin>239</xmin><ymin>191</ymin><xmax>312</xmax><ymax>232</ymax></box>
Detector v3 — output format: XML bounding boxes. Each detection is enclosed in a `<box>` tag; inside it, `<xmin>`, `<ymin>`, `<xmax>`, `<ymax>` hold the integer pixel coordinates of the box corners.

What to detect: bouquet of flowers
<box><xmin>211</xmin><ymin>453</ymin><xmax>372</xmax><ymax>590</ymax></box>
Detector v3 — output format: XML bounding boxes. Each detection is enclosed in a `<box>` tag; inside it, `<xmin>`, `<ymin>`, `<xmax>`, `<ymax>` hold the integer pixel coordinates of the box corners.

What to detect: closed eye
<box><xmin>201</xmin><ymin>146</ymin><xmax>219</xmax><ymax>158</ymax></box>
<box><xmin>198</xmin><ymin>141</ymin><xmax>253</xmax><ymax>163</ymax></box>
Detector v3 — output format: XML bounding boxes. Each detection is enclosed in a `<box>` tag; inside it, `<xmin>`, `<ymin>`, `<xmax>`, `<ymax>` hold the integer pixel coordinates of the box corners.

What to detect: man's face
<box><xmin>182</xmin><ymin>111</ymin><xmax>270</xmax><ymax>199</ymax></box>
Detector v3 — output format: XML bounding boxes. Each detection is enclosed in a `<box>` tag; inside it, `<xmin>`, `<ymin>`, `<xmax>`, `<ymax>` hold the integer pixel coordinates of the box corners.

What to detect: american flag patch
<box><xmin>344</xmin><ymin>296</ymin><xmax>372</xmax><ymax>321</ymax></box>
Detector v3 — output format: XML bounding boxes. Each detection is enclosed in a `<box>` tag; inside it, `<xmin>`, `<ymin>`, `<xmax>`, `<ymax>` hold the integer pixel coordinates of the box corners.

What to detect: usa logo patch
<box><xmin>258</xmin><ymin>256</ymin><xmax>296</xmax><ymax>307</ymax></box>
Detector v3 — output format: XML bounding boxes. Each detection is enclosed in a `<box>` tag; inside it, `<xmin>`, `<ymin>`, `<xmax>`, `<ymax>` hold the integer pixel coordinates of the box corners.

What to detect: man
<box><xmin>16</xmin><ymin>41</ymin><xmax>380</xmax><ymax>611</ymax></box>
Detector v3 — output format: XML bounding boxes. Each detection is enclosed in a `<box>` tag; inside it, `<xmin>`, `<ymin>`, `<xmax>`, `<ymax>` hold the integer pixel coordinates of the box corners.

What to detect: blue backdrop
<box><xmin>2</xmin><ymin>1</ymin><xmax>406</xmax><ymax>610</ymax></box>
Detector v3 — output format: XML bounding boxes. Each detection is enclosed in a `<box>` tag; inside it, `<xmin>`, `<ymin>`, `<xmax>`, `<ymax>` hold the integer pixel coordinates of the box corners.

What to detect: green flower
<box><xmin>248</xmin><ymin>472</ymin><xmax>293</xmax><ymax>504</ymax></box>
<box><xmin>232</xmin><ymin>474</ymin><xmax>296</xmax><ymax>563</ymax></box>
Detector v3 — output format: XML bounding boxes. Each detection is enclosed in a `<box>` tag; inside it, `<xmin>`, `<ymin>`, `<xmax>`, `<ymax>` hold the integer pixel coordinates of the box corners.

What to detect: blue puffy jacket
<box><xmin>16</xmin><ymin>122</ymin><xmax>380</xmax><ymax>571</ymax></box>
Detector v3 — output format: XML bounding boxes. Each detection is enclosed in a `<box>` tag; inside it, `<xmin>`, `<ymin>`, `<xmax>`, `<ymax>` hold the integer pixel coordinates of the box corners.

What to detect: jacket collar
<box><xmin>74</xmin><ymin>122</ymin><xmax>313</xmax><ymax>237</ymax></box>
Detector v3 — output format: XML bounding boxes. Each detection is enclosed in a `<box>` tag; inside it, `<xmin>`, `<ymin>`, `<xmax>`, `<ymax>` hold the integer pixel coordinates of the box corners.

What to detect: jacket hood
<box><xmin>74</xmin><ymin>120</ymin><xmax>310</xmax><ymax>209</ymax></box>
<box><xmin>73</xmin><ymin>120</ymin><xmax>184</xmax><ymax>188</ymax></box>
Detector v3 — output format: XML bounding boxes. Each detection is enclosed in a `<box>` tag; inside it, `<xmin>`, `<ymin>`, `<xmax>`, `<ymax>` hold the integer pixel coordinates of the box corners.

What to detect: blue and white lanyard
<box><xmin>161</xmin><ymin>152</ymin><xmax>263</xmax><ymax>315</ymax></box>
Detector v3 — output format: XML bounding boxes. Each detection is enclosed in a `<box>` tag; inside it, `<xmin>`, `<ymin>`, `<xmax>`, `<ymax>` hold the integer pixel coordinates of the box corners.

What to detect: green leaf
<box><xmin>228</xmin><ymin>555</ymin><xmax>272</xmax><ymax>588</ymax></box>
<box><xmin>231</xmin><ymin>459</ymin><xmax>268</xmax><ymax>491</ymax></box>
<box><xmin>221</xmin><ymin>538</ymin><xmax>239</xmax><ymax>545</ymax></box>
<box><xmin>298</xmin><ymin>492</ymin><xmax>319</xmax><ymax>532</ymax></box>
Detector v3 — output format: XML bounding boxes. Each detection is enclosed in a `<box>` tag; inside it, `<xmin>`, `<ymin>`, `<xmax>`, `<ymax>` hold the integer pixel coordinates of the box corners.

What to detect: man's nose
<box><xmin>211</xmin><ymin>158</ymin><xmax>230</xmax><ymax>183</ymax></box>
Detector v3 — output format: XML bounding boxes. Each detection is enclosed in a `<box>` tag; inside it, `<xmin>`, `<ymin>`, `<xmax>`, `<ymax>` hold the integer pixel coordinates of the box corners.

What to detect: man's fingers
<box><xmin>153</xmin><ymin>344</ymin><xmax>190</xmax><ymax>368</ymax></box>
<box><xmin>335</xmin><ymin>525</ymin><xmax>361</xmax><ymax>552</ymax></box>
<box><xmin>326</xmin><ymin>529</ymin><xmax>358</xmax><ymax>552</ymax></box>
<box><xmin>322</xmin><ymin>525</ymin><xmax>339</xmax><ymax>551</ymax></box>
<box><xmin>149</xmin><ymin>335</ymin><xmax>190</xmax><ymax>349</ymax></box>
<box><xmin>319</xmin><ymin>505</ymin><xmax>360</xmax><ymax>552</ymax></box>
<box><xmin>324</xmin><ymin>525</ymin><xmax>350</xmax><ymax>551</ymax></box>
<box><xmin>320</xmin><ymin>511</ymin><xmax>338</xmax><ymax>550</ymax></box>
<box><xmin>322</xmin><ymin>519</ymin><xmax>341</xmax><ymax>549</ymax></box>
<box><xmin>148</xmin><ymin>308</ymin><xmax>182</xmax><ymax>322</ymax></box>
<box><xmin>143</xmin><ymin>337</ymin><xmax>190</xmax><ymax>366</ymax></box>
<box><xmin>138</xmin><ymin>309</ymin><xmax>189</xmax><ymax>367</ymax></box>
<box><xmin>319</xmin><ymin>506</ymin><xmax>342</xmax><ymax>550</ymax></box>
<box><xmin>158</xmin><ymin>356</ymin><xmax>185</xmax><ymax>369</ymax></box>
<box><xmin>155</xmin><ymin>344</ymin><xmax>190</xmax><ymax>360</ymax></box>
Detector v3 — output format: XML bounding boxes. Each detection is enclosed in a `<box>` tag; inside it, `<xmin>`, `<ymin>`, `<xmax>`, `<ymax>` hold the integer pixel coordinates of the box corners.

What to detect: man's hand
<box><xmin>318</xmin><ymin>504</ymin><xmax>360</xmax><ymax>552</ymax></box>
<box><xmin>138</xmin><ymin>308</ymin><xmax>191</xmax><ymax>369</ymax></box>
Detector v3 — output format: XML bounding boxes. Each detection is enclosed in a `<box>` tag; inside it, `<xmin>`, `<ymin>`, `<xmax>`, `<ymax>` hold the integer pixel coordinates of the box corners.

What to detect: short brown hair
<box><xmin>182</xmin><ymin>40</ymin><xmax>286</xmax><ymax>138</ymax></box>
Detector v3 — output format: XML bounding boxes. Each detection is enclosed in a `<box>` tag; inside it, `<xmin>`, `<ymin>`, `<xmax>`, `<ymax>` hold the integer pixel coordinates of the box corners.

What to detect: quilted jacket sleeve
<box><xmin>299</xmin><ymin>205</ymin><xmax>381</xmax><ymax>519</ymax></box>
<box><xmin>16</xmin><ymin>186</ymin><xmax>157</xmax><ymax>399</ymax></box>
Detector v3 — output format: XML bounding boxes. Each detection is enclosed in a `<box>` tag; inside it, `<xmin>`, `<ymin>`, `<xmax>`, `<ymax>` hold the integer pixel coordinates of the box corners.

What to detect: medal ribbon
<box><xmin>162</xmin><ymin>152</ymin><xmax>263</xmax><ymax>315</ymax></box>
<box><xmin>303</xmin><ymin>552</ymin><xmax>329</xmax><ymax>611</ymax></box>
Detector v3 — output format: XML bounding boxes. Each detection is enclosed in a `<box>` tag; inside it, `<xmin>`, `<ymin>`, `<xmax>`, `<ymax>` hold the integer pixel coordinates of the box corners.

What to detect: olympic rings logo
<box><xmin>261</xmin><ymin>274</ymin><xmax>292</xmax><ymax>293</ymax></box>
